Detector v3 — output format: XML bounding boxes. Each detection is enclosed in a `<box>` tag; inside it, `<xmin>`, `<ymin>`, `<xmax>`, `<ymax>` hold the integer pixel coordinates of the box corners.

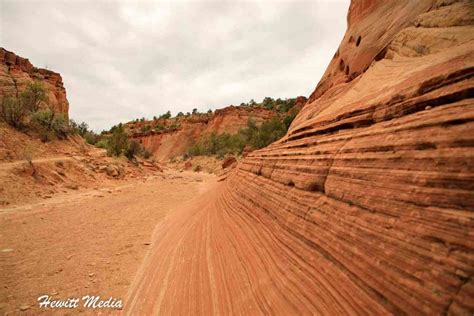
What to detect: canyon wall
<box><xmin>126</xmin><ymin>0</ymin><xmax>473</xmax><ymax>314</ymax></box>
<box><xmin>129</xmin><ymin>106</ymin><xmax>278</xmax><ymax>160</ymax></box>
<box><xmin>0</xmin><ymin>48</ymin><xmax>69</xmax><ymax>116</ymax></box>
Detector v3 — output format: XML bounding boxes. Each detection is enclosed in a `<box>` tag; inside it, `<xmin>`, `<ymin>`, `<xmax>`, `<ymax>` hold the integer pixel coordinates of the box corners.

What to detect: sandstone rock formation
<box><xmin>0</xmin><ymin>48</ymin><xmax>69</xmax><ymax>115</ymax></box>
<box><xmin>129</xmin><ymin>106</ymin><xmax>277</xmax><ymax>161</ymax></box>
<box><xmin>126</xmin><ymin>1</ymin><xmax>474</xmax><ymax>314</ymax></box>
<box><xmin>221</xmin><ymin>156</ymin><xmax>237</xmax><ymax>169</ymax></box>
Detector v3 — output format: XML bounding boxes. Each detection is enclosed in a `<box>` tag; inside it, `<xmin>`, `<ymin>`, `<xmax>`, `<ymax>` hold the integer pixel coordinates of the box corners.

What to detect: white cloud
<box><xmin>0</xmin><ymin>0</ymin><xmax>349</xmax><ymax>131</ymax></box>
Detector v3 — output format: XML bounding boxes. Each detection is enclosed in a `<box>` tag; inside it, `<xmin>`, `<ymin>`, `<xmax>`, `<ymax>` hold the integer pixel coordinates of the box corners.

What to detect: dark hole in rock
<box><xmin>307</xmin><ymin>183</ymin><xmax>320</xmax><ymax>192</ymax></box>
<box><xmin>374</xmin><ymin>47</ymin><xmax>388</xmax><ymax>61</ymax></box>
<box><xmin>339</xmin><ymin>59</ymin><xmax>345</xmax><ymax>71</ymax></box>
<box><xmin>356</xmin><ymin>35</ymin><xmax>361</xmax><ymax>46</ymax></box>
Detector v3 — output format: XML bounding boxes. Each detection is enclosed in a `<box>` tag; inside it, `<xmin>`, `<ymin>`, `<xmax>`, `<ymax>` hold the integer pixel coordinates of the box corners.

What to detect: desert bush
<box><xmin>106</xmin><ymin>124</ymin><xmax>129</xmax><ymax>156</ymax></box>
<box><xmin>189</xmin><ymin>131</ymin><xmax>246</xmax><ymax>157</ymax></box>
<box><xmin>77</xmin><ymin>122</ymin><xmax>89</xmax><ymax>136</ymax></box>
<box><xmin>83</xmin><ymin>132</ymin><xmax>99</xmax><ymax>145</ymax></box>
<box><xmin>238</xmin><ymin>97</ymin><xmax>297</xmax><ymax>113</ymax></box>
<box><xmin>140</xmin><ymin>124</ymin><xmax>151</xmax><ymax>133</ymax></box>
<box><xmin>155</xmin><ymin>123</ymin><xmax>165</xmax><ymax>131</ymax></box>
<box><xmin>283</xmin><ymin>112</ymin><xmax>296</xmax><ymax>129</ymax></box>
<box><xmin>249</xmin><ymin>117</ymin><xmax>286</xmax><ymax>149</ymax></box>
<box><xmin>160</xmin><ymin>111</ymin><xmax>172</xmax><ymax>119</ymax></box>
<box><xmin>188</xmin><ymin>113</ymin><xmax>294</xmax><ymax>157</ymax></box>
<box><xmin>95</xmin><ymin>138</ymin><xmax>109</xmax><ymax>149</ymax></box>
<box><xmin>0</xmin><ymin>96</ymin><xmax>28</xmax><ymax>128</ymax></box>
<box><xmin>31</xmin><ymin>110</ymin><xmax>70</xmax><ymax>139</ymax></box>
<box><xmin>125</xmin><ymin>140</ymin><xmax>142</xmax><ymax>160</ymax></box>
<box><xmin>51</xmin><ymin>114</ymin><xmax>70</xmax><ymax>139</ymax></box>
<box><xmin>21</xmin><ymin>81</ymin><xmax>48</xmax><ymax>112</ymax></box>
<box><xmin>31</xmin><ymin>109</ymin><xmax>55</xmax><ymax>129</ymax></box>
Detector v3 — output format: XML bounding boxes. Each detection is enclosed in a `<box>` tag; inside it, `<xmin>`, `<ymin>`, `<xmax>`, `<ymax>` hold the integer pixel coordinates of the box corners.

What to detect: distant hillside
<box><xmin>123</xmin><ymin>96</ymin><xmax>307</xmax><ymax>161</ymax></box>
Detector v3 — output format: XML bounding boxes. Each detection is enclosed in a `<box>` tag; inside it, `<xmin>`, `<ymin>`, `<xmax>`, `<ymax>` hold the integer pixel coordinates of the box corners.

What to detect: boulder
<box><xmin>105</xmin><ymin>165</ymin><xmax>122</xmax><ymax>177</ymax></box>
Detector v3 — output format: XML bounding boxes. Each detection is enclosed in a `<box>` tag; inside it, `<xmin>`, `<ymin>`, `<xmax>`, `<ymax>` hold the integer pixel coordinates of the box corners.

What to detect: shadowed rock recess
<box><xmin>126</xmin><ymin>1</ymin><xmax>474</xmax><ymax>314</ymax></box>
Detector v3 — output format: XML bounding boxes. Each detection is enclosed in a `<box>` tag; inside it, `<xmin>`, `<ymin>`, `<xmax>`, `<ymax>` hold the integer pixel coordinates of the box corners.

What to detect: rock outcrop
<box><xmin>0</xmin><ymin>48</ymin><xmax>69</xmax><ymax>115</ymax></box>
<box><xmin>126</xmin><ymin>1</ymin><xmax>474</xmax><ymax>314</ymax></box>
<box><xmin>129</xmin><ymin>106</ymin><xmax>277</xmax><ymax>161</ymax></box>
<box><xmin>221</xmin><ymin>156</ymin><xmax>237</xmax><ymax>169</ymax></box>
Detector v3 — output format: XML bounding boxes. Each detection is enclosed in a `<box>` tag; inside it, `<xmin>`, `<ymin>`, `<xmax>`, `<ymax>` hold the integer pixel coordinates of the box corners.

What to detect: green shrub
<box><xmin>77</xmin><ymin>122</ymin><xmax>89</xmax><ymax>136</ymax></box>
<box><xmin>31</xmin><ymin>110</ymin><xmax>70</xmax><ymax>139</ymax></box>
<box><xmin>140</xmin><ymin>125</ymin><xmax>151</xmax><ymax>133</ymax></box>
<box><xmin>155</xmin><ymin>123</ymin><xmax>165</xmax><ymax>131</ymax></box>
<box><xmin>125</xmin><ymin>140</ymin><xmax>142</xmax><ymax>160</ymax></box>
<box><xmin>249</xmin><ymin>117</ymin><xmax>286</xmax><ymax>149</ymax></box>
<box><xmin>0</xmin><ymin>97</ymin><xmax>28</xmax><ymax>128</ymax></box>
<box><xmin>160</xmin><ymin>111</ymin><xmax>172</xmax><ymax>119</ymax></box>
<box><xmin>31</xmin><ymin>110</ymin><xmax>55</xmax><ymax>128</ymax></box>
<box><xmin>188</xmin><ymin>113</ymin><xmax>295</xmax><ymax>157</ymax></box>
<box><xmin>83</xmin><ymin>132</ymin><xmax>99</xmax><ymax>145</ymax></box>
<box><xmin>95</xmin><ymin>138</ymin><xmax>109</xmax><ymax>149</ymax></box>
<box><xmin>20</xmin><ymin>81</ymin><xmax>48</xmax><ymax>112</ymax></box>
<box><xmin>107</xmin><ymin>124</ymin><xmax>129</xmax><ymax>156</ymax></box>
<box><xmin>238</xmin><ymin>97</ymin><xmax>297</xmax><ymax>113</ymax></box>
<box><xmin>0</xmin><ymin>81</ymin><xmax>49</xmax><ymax>128</ymax></box>
<box><xmin>51</xmin><ymin>114</ymin><xmax>70</xmax><ymax>139</ymax></box>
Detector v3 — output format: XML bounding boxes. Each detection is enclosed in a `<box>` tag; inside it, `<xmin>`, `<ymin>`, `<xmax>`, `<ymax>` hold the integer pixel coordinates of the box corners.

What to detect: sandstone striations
<box><xmin>126</xmin><ymin>1</ymin><xmax>474</xmax><ymax>314</ymax></box>
<box><xmin>0</xmin><ymin>48</ymin><xmax>69</xmax><ymax>115</ymax></box>
<box><xmin>128</xmin><ymin>105</ymin><xmax>277</xmax><ymax>160</ymax></box>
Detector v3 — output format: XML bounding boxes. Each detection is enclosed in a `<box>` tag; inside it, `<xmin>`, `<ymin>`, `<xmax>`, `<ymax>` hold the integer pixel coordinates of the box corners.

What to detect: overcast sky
<box><xmin>1</xmin><ymin>0</ymin><xmax>349</xmax><ymax>131</ymax></box>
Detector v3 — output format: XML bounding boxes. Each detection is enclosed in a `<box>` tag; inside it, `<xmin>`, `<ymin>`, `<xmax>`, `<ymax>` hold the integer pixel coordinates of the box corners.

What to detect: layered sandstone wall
<box><xmin>0</xmin><ymin>48</ymin><xmax>69</xmax><ymax>116</ymax></box>
<box><xmin>126</xmin><ymin>1</ymin><xmax>474</xmax><ymax>314</ymax></box>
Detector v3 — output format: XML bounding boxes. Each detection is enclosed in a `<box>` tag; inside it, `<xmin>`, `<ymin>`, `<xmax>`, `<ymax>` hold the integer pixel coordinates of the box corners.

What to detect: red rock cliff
<box><xmin>0</xmin><ymin>48</ymin><xmax>69</xmax><ymax>116</ymax></box>
<box><xmin>129</xmin><ymin>105</ymin><xmax>277</xmax><ymax>160</ymax></box>
<box><xmin>126</xmin><ymin>1</ymin><xmax>474</xmax><ymax>314</ymax></box>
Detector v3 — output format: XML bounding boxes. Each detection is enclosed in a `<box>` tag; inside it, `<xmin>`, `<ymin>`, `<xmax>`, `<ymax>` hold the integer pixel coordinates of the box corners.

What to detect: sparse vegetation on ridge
<box><xmin>0</xmin><ymin>81</ymin><xmax>70</xmax><ymax>140</ymax></box>
<box><xmin>188</xmin><ymin>112</ymin><xmax>297</xmax><ymax>158</ymax></box>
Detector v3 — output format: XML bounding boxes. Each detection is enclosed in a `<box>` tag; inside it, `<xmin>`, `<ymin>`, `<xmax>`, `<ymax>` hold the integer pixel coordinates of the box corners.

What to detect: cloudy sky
<box><xmin>1</xmin><ymin>0</ymin><xmax>349</xmax><ymax>131</ymax></box>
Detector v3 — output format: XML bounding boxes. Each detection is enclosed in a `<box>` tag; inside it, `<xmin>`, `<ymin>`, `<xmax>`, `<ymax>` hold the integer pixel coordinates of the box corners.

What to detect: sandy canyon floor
<box><xmin>0</xmin><ymin>159</ymin><xmax>215</xmax><ymax>315</ymax></box>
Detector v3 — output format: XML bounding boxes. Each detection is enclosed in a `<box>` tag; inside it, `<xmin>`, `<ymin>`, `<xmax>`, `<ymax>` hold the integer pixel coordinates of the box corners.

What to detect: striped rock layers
<box><xmin>126</xmin><ymin>1</ymin><xmax>474</xmax><ymax>314</ymax></box>
<box><xmin>0</xmin><ymin>48</ymin><xmax>69</xmax><ymax>116</ymax></box>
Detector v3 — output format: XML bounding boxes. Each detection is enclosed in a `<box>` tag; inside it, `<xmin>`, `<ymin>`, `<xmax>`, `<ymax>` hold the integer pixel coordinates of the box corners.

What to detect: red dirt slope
<box><xmin>125</xmin><ymin>1</ymin><xmax>474</xmax><ymax>314</ymax></box>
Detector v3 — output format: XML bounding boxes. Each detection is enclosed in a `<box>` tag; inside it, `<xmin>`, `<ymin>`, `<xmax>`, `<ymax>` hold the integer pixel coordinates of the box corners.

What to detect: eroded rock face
<box><xmin>130</xmin><ymin>106</ymin><xmax>277</xmax><ymax>161</ymax></box>
<box><xmin>0</xmin><ymin>48</ymin><xmax>69</xmax><ymax>116</ymax></box>
<box><xmin>126</xmin><ymin>1</ymin><xmax>474</xmax><ymax>314</ymax></box>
